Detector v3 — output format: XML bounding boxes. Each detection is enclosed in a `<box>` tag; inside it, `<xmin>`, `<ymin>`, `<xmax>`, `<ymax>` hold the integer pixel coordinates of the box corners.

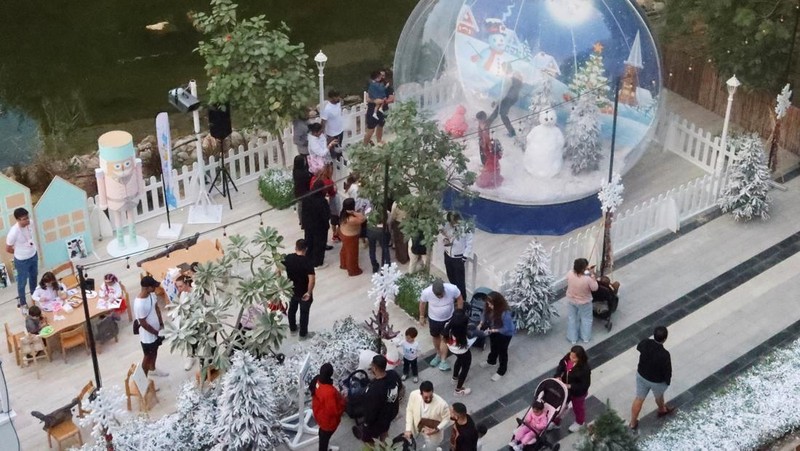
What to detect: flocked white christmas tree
<box><xmin>569</xmin><ymin>43</ymin><xmax>611</xmax><ymax>109</ymax></box>
<box><xmin>719</xmin><ymin>133</ymin><xmax>772</xmax><ymax>221</ymax></box>
<box><xmin>501</xmin><ymin>239</ymin><xmax>558</xmax><ymax>335</ymax></box>
<box><xmin>565</xmin><ymin>92</ymin><xmax>603</xmax><ymax>174</ymax></box>
<box><xmin>598</xmin><ymin>172</ymin><xmax>624</xmax><ymax>275</ymax></box>
<box><xmin>528</xmin><ymin>77</ymin><xmax>553</xmax><ymax>128</ymax></box>
<box><xmin>215</xmin><ymin>350</ymin><xmax>285</xmax><ymax>450</ymax></box>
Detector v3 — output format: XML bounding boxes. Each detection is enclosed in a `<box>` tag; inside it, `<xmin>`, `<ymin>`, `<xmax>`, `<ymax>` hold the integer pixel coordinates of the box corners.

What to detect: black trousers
<box><xmin>453</xmin><ymin>349</ymin><xmax>472</xmax><ymax>389</ymax></box>
<box><xmin>367</xmin><ymin>226</ymin><xmax>391</xmax><ymax>272</ymax></box>
<box><xmin>487</xmin><ymin>333</ymin><xmax>512</xmax><ymax>375</ymax></box>
<box><xmin>487</xmin><ymin>100</ymin><xmax>517</xmax><ymax>137</ymax></box>
<box><xmin>318</xmin><ymin>428</ymin><xmax>335</xmax><ymax>451</ymax></box>
<box><xmin>288</xmin><ymin>296</ymin><xmax>313</xmax><ymax>336</ymax></box>
<box><xmin>444</xmin><ymin>253</ymin><xmax>467</xmax><ymax>298</ymax></box>
<box><xmin>403</xmin><ymin>358</ymin><xmax>418</xmax><ymax>377</ymax></box>
<box><xmin>305</xmin><ymin>226</ymin><xmax>329</xmax><ymax>267</ymax></box>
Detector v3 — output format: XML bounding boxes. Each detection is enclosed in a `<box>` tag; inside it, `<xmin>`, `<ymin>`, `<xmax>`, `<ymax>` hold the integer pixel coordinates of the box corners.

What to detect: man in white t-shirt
<box><xmin>419</xmin><ymin>278</ymin><xmax>463</xmax><ymax>371</ymax></box>
<box><xmin>5</xmin><ymin>208</ymin><xmax>38</xmax><ymax>310</ymax></box>
<box><xmin>320</xmin><ymin>90</ymin><xmax>344</xmax><ymax>153</ymax></box>
<box><xmin>134</xmin><ymin>276</ymin><xmax>168</xmax><ymax>377</ymax></box>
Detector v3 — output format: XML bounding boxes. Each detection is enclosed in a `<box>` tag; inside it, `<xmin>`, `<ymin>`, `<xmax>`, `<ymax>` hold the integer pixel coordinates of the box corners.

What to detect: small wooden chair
<box><xmin>59</xmin><ymin>325</ymin><xmax>89</xmax><ymax>363</ymax></box>
<box><xmin>32</xmin><ymin>399</ymin><xmax>83</xmax><ymax>451</ymax></box>
<box><xmin>18</xmin><ymin>333</ymin><xmax>51</xmax><ymax>378</ymax></box>
<box><xmin>195</xmin><ymin>366</ymin><xmax>221</xmax><ymax>386</ymax></box>
<box><xmin>119</xmin><ymin>283</ymin><xmax>133</xmax><ymax>322</ymax></box>
<box><xmin>52</xmin><ymin>261</ymin><xmax>79</xmax><ymax>290</ymax></box>
<box><xmin>76</xmin><ymin>381</ymin><xmax>95</xmax><ymax>418</ymax></box>
<box><xmin>125</xmin><ymin>363</ymin><xmax>158</xmax><ymax>412</ymax></box>
<box><xmin>47</xmin><ymin>418</ymin><xmax>82</xmax><ymax>451</ymax></box>
<box><xmin>4</xmin><ymin>322</ymin><xmax>24</xmax><ymax>366</ymax></box>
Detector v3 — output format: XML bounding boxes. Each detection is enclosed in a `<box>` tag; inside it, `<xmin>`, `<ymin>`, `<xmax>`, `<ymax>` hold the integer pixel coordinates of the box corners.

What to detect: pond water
<box><xmin>0</xmin><ymin>0</ymin><xmax>416</xmax><ymax>167</ymax></box>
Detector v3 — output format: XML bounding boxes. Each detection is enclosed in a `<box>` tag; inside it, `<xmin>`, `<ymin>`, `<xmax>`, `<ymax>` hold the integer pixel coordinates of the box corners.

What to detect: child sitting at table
<box><xmin>25</xmin><ymin>305</ymin><xmax>47</xmax><ymax>334</ymax></box>
<box><xmin>99</xmin><ymin>273</ymin><xmax>126</xmax><ymax>319</ymax></box>
<box><xmin>32</xmin><ymin>272</ymin><xmax>67</xmax><ymax>310</ymax></box>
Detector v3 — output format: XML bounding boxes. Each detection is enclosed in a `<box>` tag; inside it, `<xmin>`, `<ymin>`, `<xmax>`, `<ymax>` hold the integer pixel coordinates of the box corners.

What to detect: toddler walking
<box><xmin>400</xmin><ymin>327</ymin><xmax>419</xmax><ymax>383</ymax></box>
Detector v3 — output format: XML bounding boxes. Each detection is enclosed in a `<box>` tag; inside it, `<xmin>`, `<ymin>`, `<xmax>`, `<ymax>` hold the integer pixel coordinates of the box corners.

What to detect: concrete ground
<box><xmin>3</xmin><ymin>89</ymin><xmax>798</xmax><ymax>450</ymax></box>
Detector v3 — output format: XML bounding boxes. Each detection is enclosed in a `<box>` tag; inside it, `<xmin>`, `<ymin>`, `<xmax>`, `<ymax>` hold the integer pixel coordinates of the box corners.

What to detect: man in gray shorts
<box><xmin>418</xmin><ymin>279</ymin><xmax>463</xmax><ymax>371</ymax></box>
<box><xmin>629</xmin><ymin>326</ymin><xmax>675</xmax><ymax>430</ymax></box>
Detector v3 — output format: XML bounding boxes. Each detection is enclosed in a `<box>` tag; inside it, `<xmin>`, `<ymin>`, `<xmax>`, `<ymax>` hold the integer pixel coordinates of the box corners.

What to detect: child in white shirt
<box><xmin>99</xmin><ymin>273</ymin><xmax>126</xmax><ymax>318</ymax></box>
<box><xmin>399</xmin><ymin>327</ymin><xmax>419</xmax><ymax>383</ymax></box>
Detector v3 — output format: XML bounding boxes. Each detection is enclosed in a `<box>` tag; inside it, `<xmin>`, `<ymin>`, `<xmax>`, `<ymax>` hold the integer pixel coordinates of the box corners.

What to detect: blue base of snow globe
<box><xmin>443</xmin><ymin>187</ymin><xmax>601</xmax><ymax>235</ymax></box>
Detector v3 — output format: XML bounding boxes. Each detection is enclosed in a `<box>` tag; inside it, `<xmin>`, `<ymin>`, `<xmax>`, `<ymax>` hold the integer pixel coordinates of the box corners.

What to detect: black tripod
<box><xmin>208</xmin><ymin>138</ymin><xmax>238</xmax><ymax>210</ymax></box>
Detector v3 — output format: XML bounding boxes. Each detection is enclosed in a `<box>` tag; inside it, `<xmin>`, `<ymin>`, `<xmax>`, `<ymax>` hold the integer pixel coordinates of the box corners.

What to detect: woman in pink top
<box><xmin>565</xmin><ymin>258</ymin><xmax>598</xmax><ymax>344</ymax></box>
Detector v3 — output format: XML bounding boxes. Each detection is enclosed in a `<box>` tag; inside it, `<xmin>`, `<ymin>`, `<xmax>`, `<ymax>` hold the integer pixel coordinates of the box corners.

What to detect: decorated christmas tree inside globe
<box><xmin>394</xmin><ymin>0</ymin><xmax>662</xmax><ymax>234</ymax></box>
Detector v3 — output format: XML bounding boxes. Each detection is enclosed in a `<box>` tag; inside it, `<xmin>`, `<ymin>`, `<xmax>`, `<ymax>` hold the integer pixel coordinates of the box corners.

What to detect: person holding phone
<box><xmin>565</xmin><ymin>258</ymin><xmax>598</xmax><ymax>344</ymax></box>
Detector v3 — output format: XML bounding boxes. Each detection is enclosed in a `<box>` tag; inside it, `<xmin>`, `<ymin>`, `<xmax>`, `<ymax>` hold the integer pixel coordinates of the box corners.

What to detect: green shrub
<box><xmin>395</xmin><ymin>272</ymin><xmax>434</xmax><ymax>319</ymax></box>
<box><xmin>258</xmin><ymin>168</ymin><xmax>294</xmax><ymax>209</ymax></box>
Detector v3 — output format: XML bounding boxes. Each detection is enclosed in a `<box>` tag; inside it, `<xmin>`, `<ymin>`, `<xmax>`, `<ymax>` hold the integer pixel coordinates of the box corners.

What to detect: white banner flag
<box><xmin>156</xmin><ymin>112</ymin><xmax>177</xmax><ymax>208</ymax></box>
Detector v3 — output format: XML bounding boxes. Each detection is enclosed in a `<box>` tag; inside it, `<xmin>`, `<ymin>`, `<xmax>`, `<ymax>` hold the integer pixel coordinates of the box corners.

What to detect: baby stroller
<box><xmin>511</xmin><ymin>378</ymin><xmax>569</xmax><ymax>451</ymax></box>
<box><xmin>466</xmin><ymin>287</ymin><xmax>492</xmax><ymax>349</ymax></box>
<box><xmin>341</xmin><ymin>369</ymin><xmax>370</xmax><ymax>419</ymax></box>
<box><xmin>592</xmin><ymin>277</ymin><xmax>620</xmax><ymax>331</ymax></box>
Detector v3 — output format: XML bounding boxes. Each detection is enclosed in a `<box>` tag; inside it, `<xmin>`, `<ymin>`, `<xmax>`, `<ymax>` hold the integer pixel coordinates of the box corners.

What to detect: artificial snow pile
<box><xmin>641</xmin><ymin>338</ymin><xmax>800</xmax><ymax>450</ymax></box>
<box><xmin>501</xmin><ymin>239</ymin><xmax>558</xmax><ymax>334</ymax></box>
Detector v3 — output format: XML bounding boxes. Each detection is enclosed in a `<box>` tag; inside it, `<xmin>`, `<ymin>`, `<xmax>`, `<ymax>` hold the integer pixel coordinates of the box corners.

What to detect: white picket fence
<box><xmin>547</xmin><ymin>113</ymin><xmax>730</xmax><ymax>287</ymax></box>
<box><xmin>88</xmin><ymin>102</ymin><xmax>370</xmax><ymax>224</ymax></box>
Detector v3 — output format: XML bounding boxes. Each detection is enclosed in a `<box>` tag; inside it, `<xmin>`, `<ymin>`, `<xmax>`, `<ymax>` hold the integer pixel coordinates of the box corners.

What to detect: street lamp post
<box><xmin>314</xmin><ymin>50</ymin><xmax>328</xmax><ymax>110</ymax></box>
<box><xmin>715</xmin><ymin>75</ymin><xmax>741</xmax><ymax>195</ymax></box>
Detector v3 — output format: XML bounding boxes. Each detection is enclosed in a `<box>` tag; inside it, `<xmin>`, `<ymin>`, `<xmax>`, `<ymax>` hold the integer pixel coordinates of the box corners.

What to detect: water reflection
<box><xmin>0</xmin><ymin>0</ymin><xmax>416</xmax><ymax>165</ymax></box>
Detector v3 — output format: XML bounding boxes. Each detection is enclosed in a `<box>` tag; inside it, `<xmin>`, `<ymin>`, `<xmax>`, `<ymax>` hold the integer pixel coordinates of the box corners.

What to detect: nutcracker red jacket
<box><xmin>311</xmin><ymin>381</ymin><xmax>346</xmax><ymax>431</ymax></box>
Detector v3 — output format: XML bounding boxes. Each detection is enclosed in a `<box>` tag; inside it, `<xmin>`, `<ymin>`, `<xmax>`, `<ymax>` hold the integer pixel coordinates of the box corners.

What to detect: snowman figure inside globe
<box><xmin>524</xmin><ymin>109</ymin><xmax>565</xmax><ymax>178</ymax></box>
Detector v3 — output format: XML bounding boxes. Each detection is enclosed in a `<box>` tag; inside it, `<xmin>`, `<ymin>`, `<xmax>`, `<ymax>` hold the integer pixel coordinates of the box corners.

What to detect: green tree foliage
<box><xmin>193</xmin><ymin>0</ymin><xmax>315</xmax><ymax>161</ymax></box>
<box><xmin>348</xmin><ymin>101</ymin><xmax>475</xmax><ymax>259</ymax></box>
<box><xmin>164</xmin><ymin>227</ymin><xmax>294</xmax><ymax>380</ymax></box>
<box><xmin>575</xmin><ymin>400</ymin><xmax>640</xmax><ymax>451</ymax></box>
<box><xmin>665</xmin><ymin>0</ymin><xmax>799</xmax><ymax>91</ymax></box>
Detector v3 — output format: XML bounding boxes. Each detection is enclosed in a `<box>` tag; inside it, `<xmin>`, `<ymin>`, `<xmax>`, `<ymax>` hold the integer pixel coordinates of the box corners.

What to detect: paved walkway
<box><xmin>5</xmin><ymin>89</ymin><xmax>798</xmax><ymax>450</ymax></box>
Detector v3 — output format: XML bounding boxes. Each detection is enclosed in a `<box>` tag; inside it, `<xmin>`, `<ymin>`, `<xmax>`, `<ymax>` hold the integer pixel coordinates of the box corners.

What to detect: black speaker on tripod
<box><xmin>208</xmin><ymin>105</ymin><xmax>232</xmax><ymax>140</ymax></box>
<box><xmin>207</xmin><ymin>104</ymin><xmax>238</xmax><ymax>208</ymax></box>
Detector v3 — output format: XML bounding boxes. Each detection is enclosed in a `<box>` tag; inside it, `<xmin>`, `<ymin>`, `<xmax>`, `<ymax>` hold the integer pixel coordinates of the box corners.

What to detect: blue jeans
<box><xmin>366</xmin><ymin>226</ymin><xmax>390</xmax><ymax>272</ymax></box>
<box><xmin>567</xmin><ymin>301</ymin><xmax>593</xmax><ymax>343</ymax></box>
<box><xmin>14</xmin><ymin>254</ymin><xmax>38</xmax><ymax>306</ymax></box>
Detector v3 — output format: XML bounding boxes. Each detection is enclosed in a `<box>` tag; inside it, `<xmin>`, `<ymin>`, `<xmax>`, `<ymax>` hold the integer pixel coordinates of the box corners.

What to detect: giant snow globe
<box><xmin>394</xmin><ymin>0</ymin><xmax>662</xmax><ymax>234</ymax></box>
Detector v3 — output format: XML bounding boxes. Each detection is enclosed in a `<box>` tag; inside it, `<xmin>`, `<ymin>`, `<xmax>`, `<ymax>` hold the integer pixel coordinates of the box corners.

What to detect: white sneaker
<box><xmin>149</xmin><ymin>369</ymin><xmax>169</xmax><ymax>377</ymax></box>
<box><xmin>184</xmin><ymin>357</ymin><xmax>196</xmax><ymax>371</ymax></box>
<box><xmin>454</xmin><ymin>387</ymin><xmax>471</xmax><ymax>396</ymax></box>
<box><xmin>568</xmin><ymin>422</ymin><xmax>582</xmax><ymax>433</ymax></box>
<box><xmin>401</xmin><ymin>374</ymin><xmax>408</xmax><ymax>381</ymax></box>
<box><xmin>491</xmin><ymin>373</ymin><xmax>502</xmax><ymax>382</ymax></box>
<box><xmin>479</xmin><ymin>361</ymin><xmax>495</xmax><ymax>369</ymax></box>
<box><xmin>329</xmin><ymin>447</ymin><xmax>339</xmax><ymax>451</ymax></box>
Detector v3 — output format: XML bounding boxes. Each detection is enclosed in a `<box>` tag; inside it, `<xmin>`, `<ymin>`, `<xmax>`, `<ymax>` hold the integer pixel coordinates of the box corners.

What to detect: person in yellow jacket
<box><xmin>404</xmin><ymin>381</ymin><xmax>452</xmax><ymax>447</ymax></box>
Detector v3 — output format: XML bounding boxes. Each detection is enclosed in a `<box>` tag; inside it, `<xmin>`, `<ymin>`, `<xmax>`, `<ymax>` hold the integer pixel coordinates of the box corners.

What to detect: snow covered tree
<box><xmin>719</xmin><ymin>133</ymin><xmax>772</xmax><ymax>221</ymax></box>
<box><xmin>565</xmin><ymin>93</ymin><xmax>603</xmax><ymax>174</ymax></box>
<box><xmin>501</xmin><ymin>240</ymin><xmax>558</xmax><ymax>335</ymax></box>
<box><xmin>215</xmin><ymin>351</ymin><xmax>285</xmax><ymax>450</ymax></box>
<box><xmin>768</xmin><ymin>83</ymin><xmax>792</xmax><ymax>173</ymax></box>
<box><xmin>528</xmin><ymin>77</ymin><xmax>553</xmax><ymax>128</ymax></box>
<box><xmin>569</xmin><ymin>43</ymin><xmax>611</xmax><ymax>109</ymax></box>
<box><xmin>575</xmin><ymin>400</ymin><xmax>639</xmax><ymax>451</ymax></box>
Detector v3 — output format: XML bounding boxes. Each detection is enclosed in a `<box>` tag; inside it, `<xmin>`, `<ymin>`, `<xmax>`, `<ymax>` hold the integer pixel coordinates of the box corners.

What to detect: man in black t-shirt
<box><xmin>450</xmin><ymin>402</ymin><xmax>478</xmax><ymax>451</ymax></box>
<box><xmin>282</xmin><ymin>239</ymin><xmax>316</xmax><ymax>338</ymax></box>
<box><xmin>358</xmin><ymin>355</ymin><xmax>402</xmax><ymax>443</ymax></box>
<box><xmin>629</xmin><ymin>325</ymin><xmax>675</xmax><ymax>430</ymax></box>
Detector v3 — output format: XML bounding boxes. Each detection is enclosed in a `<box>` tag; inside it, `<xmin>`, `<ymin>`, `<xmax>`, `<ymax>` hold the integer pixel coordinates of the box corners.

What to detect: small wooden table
<box><xmin>42</xmin><ymin>292</ymin><xmax>109</xmax><ymax>335</ymax></box>
<box><xmin>139</xmin><ymin>239</ymin><xmax>224</xmax><ymax>280</ymax></box>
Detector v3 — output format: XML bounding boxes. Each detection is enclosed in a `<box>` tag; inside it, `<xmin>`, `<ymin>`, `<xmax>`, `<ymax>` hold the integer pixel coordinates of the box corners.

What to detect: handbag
<box><xmin>132</xmin><ymin>294</ymin><xmax>155</xmax><ymax>335</ymax></box>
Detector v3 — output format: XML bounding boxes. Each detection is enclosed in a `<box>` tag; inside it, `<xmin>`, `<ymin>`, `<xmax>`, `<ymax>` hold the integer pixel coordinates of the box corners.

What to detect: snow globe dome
<box><xmin>394</xmin><ymin>0</ymin><xmax>662</xmax><ymax>235</ymax></box>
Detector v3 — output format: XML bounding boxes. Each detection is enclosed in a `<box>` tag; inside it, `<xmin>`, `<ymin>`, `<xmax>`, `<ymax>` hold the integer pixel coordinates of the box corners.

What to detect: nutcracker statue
<box><xmin>95</xmin><ymin>131</ymin><xmax>145</xmax><ymax>249</ymax></box>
